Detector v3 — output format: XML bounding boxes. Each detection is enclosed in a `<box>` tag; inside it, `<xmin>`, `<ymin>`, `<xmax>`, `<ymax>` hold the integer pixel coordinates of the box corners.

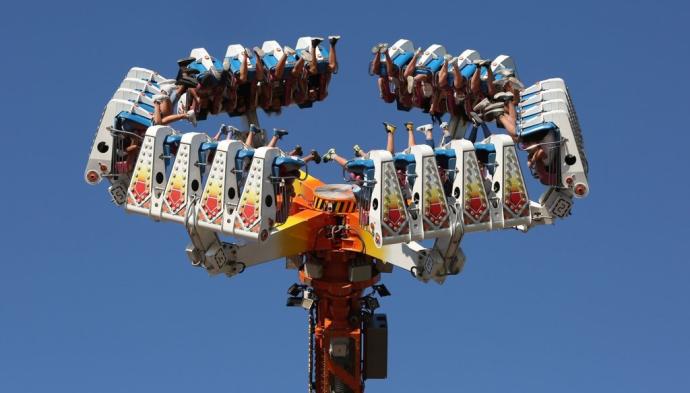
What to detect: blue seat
<box><xmin>394</xmin><ymin>153</ymin><xmax>415</xmax><ymax>167</ymax></box>
<box><xmin>374</xmin><ymin>52</ymin><xmax>414</xmax><ymax>77</ymax></box>
<box><xmin>446</xmin><ymin>63</ymin><xmax>477</xmax><ymax>86</ymax></box>
<box><xmin>474</xmin><ymin>143</ymin><xmax>496</xmax><ymax>175</ymax></box>
<box><xmin>415</xmin><ymin>56</ymin><xmax>446</xmax><ymax>76</ymax></box>
<box><xmin>263</xmin><ymin>52</ymin><xmax>299</xmax><ymax>72</ymax></box>
<box><xmin>273</xmin><ymin>156</ymin><xmax>305</xmax><ymax>177</ymax></box>
<box><xmin>188</xmin><ymin>57</ymin><xmax>223</xmax><ymax>83</ymax></box>
<box><xmin>116</xmin><ymin>111</ymin><xmax>152</xmax><ymax>128</ymax></box>
<box><xmin>434</xmin><ymin>149</ymin><xmax>456</xmax><ymax>184</ymax></box>
<box><xmin>346</xmin><ymin>159</ymin><xmax>375</xmax><ymax>172</ymax></box>
<box><xmin>518</xmin><ymin>122</ymin><xmax>558</xmax><ymax>141</ymax></box>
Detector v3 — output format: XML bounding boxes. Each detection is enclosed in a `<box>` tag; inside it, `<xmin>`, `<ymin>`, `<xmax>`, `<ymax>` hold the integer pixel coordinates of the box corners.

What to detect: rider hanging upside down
<box><xmin>296</xmin><ymin>36</ymin><xmax>339</xmax><ymax>104</ymax></box>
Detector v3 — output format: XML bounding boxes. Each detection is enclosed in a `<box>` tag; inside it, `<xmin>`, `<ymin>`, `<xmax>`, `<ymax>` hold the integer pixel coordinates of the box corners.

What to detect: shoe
<box><xmin>483</xmin><ymin>107</ymin><xmax>505</xmax><ymax>122</ymax></box>
<box><xmin>473</xmin><ymin>59</ymin><xmax>491</xmax><ymax>67</ymax></box>
<box><xmin>284</xmin><ymin>46</ymin><xmax>296</xmax><ymax>56</ymax></box>
<box><xmin>448</xmin><ymin>57</ymin><xmax>458</xmax><ymax>66</ymax></box>
<box><xmin>328</xmin><ymin>35</ymin><xmax>340</xmax><ymax>46</ymax></box>
<box><xmin>496</xmin><ymin>68</ymin><xmax>515</xmax><ymax>77</ymax></box>
<box><xmin>507</xmin><ymin>77</ymin><xmax>525</xmax><ymax>90</ymax></box>
<box><xmin>415</xmin><ymin>47</ymin><xmax>422</xmax><ymax>55</ymax></box>
<box><xmin>250</xmin><ymin>124</ymin><xmax>260</xmax><ymax>133</ymax></box>
<box><xmin>311</xmin><ymin>37</ymin><xmax>323</xmax><ymax>47</ymax></box>
<box><xmin>383</xmin><ymin>122</ymin><xmax>397</xmax><ymax>134</ymax></box>
<box><xmin>176</xmin><ymin>76</ymin><xmax>198</xmax><ymax>88</ymax></box>
<box><xmin>405</xmin><ymin>121</ymin><xmax>414</xmax><ymax>132</ymax></box>
<box><xmin>443</xmin><ymin>54</ymin><xmax>453</xmax><ymax>62</ymax></box>
<box><xmin>371</xmin><ymin>44</ymin><xmax>381</xmax><ymax>54</ymax></box>
<box><xmin>485</xmin><ymin>102</ymin><xmax>505</xmax><ymax>112</ymax></box>
<box><xmin>274</xmin><ymin>128</ymin><xmax>289</xmax><ymax>139</ymax></box>
<box><xmin>186</xmin><ymin>110</ymin><xmax>197</xmax><ymax>127</ymax></box>
<box><xmin>253</xmin><ymin>46</ymin><xmax>265</xmax><ymax>58</ymax></box>
<box><xmin>322</xmin><ymin>148</ymin><xmax>336</xmax><ymax>163</ymax></box>
<box><xmin>469</xmin><ymin>112</ymin><xmax>483</xmax><ymax>125</ymax></box>
<box><xmin>292</xmin><ymin>145</ymin><xmax>303</xmax><ymax>157</ymax></box>
<box><xmin>406</xmin><ymin>76</ymin><xmax>414</xmax><ymax>94</ymax></box>
<box><xmin>416</xmin><ymin>123</ymin><xmax>432</xmax><ymax>133</ymax></box>
<box><xmin>177</xmin><ymin>57</ymin><xmax>196</xmax><ymax>68</ymax></box>
<box><xmin>440</xmin><ymin>121</ymin><xmax>449</xmax><ymax>130</ymax></box>
<box><xmin>494</xmin><ymin>92</ymin><xmax>514</xmax><ymax>102</ymax></box>
<box><xmin>182</xmin><ymin>67</ymin><xmax>200</xmax><ymax>75</ymax></box>
<box><xmin>300</xmin><ymin>50</ymin><xmax>313</xmax><ymax>62</ymax></box>
<box><xmin>473</xmin><ymin>98</ymin><xmax>491</xmax><ymax>113</ymax></box>
<box><xmin>310</xmin><ymin>149</ymin><xmax>322</xmax><ymax>164</ymax></box>
<box><xmin>353</xmin><ymin>144</ymin><xmax>363</xmax><ymax>156</ymax></box>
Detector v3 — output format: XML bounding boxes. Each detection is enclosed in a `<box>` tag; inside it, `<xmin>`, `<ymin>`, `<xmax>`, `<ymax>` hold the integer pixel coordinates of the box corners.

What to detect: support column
<box><xmin>300</xmin><ymin>251</ymin><xmax>379</xmax><ymax>393</ymax></box>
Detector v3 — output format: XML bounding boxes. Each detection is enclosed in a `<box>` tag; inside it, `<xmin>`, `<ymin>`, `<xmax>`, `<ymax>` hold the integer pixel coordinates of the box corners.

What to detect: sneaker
<box><xmin>176</xmin><ymin>76</ymin><xmax>198</xmax><ymax>88</ymax></box>
<box><xmin>353</xmin><ymin>144</ymin><xmax>363</xmax><ymax>156</ymax></box>
<box><xmin>379</xmin><ymin>43</ymin><xmax>389</xmax><ymax>53</ymax></box>
<box><xmin>383</xmin><ymin>122</ymin><xmax>397</xmax><ymax>134</ymax></box>
<box><xmin>469</xmin><ymin>112</ymin><xmax>483</xmax><ymax>125</ymax></box>
<box><xmin>249</xmin><ymin>124</ymin><xmax>260</xmax><ymax>133</ymax></box>
<box><xmin>253</xmin><ymin>46</ymin><xmax>265</xmax><ymax>58</ymax></box>
<box><xmin>440</xmin><ymin>121</ymin><xmax>449</xmax><ymax>130</ymax></box>
<box><xmin>310</xmin><ymin>149</ymin><xmax>322</xmax><ymax>164</ymax></box>
<box><xmin>483</xmin><ymin>107</ymin><xmax>505</xmax><ymax>122</ymax></box>
<box><xmin>177</xmin><ymin>56</ymin><xmax>196</xmax><ymax>68</ymax></box>
<box><xmin>274</xmin><ymin>128</ymin><xmax>289</xmax><ymax>139</ymax></box>
<box><xmin>416</xmin><ymin>123</ymin><xmax>432</xmax><ymax>133</ymax></box>
<box><xmin>473</xmin><ymin>59</ymin><xmax>491</xmax><ymax>67</ymax></box>
<box><xmin>292</xmin><ymin>145</ymin><xmax>303</xmax><ymax>157</ymax></box>
<box><xmin>311</xmin><ymin>37</ymin><xmax>323</xmax><ymax>47</ymax></box>
<box><xmin>328</xmin><ymin>35</ymin><xmax>340</xmax><ymax>46</ymax></box>
<box><xmin>371</xmin><ymin>44</ymin><xmax>381</xmax><ymax>54</ymax></box>
<box><xmin>494</xmin><ymin>91</ymin><xmax>514</xmax><ymax>102</ymax></box>
<box><xmin>448</xmin><ymin>57</ymin><xmax>459</xmax><ymax>66</ymax></box>
<box><xmin>485</xmin><ymin>102</ymin><xmax>505</xmax><ymax>112</ymax></box>
<box><xmin>322</xmin><ymin>148</ymin><xmax>336</xmax><ymax>163</ymax></box>
<box><xmin>508</xmin><ymin>77</ymin><xmax>525</xmax><ymax>90</ymax></box>
<box><xmin>473</xmin><ymin>98</ymin><xmax>491</xmax><ymax>113</ymax></box>
<box><xmin>300</xmin><ymin>50</ymin><xmax>313</xmax><ymax>62</ymax></box>
<box><xmin>496</xmin><ymin>68</ymin><xmax>515</xmax><ymax>77</ymax></box>
<box><xmin>443</xmin><ymin>54</ymin><xmax>452</xmax><ymax>62</ymax></box>
<box><xmin>186</xmin><ymin>110</ymin><xmax>197</xmax><ymax>127</ymax></box>
<box><xmin>415</xmin><ymin>47</ymin><xmax>422</xmax><ymax>56</ymax></box>
<box><xmin>284</xmin><ymin>46</ymin><xmax>296</xmax><ymax>56</ymax></box>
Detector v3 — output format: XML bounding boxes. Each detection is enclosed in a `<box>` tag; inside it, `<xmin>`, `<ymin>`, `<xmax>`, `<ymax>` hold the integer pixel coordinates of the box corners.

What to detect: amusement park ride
<box><xmin>84</xmin><ymin>37</ymin><xmax>589</xmax><ymax>393</ymax></box>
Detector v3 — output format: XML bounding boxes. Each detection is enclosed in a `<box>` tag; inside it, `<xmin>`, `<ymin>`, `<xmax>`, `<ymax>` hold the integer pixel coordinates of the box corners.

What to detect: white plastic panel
<box><xmin>125</xmin><ymin>126</ymin><xmax>174</xmax><ymax>218</ymax></box>
<box><xmin>409</xmin><ymin>145</ymin><xmax>451</xmax><ymax>240</ymax></box>
<box><xmin>232</xmin><ymin>147</ymin><xmax>280</xmax><ymax>242</ymax></box>
<box><xmin>160</xmin><ymin>132</ymin><xmax>208</xmax><ymax>224</ymax></box>
<box><xmin>197</xmin><ymin>140</ymin><xmax>245</xmax><ymax>233</ymax></box>
<box><xmin>447</xmin><ymin>139</ymin><xmax>492</xmax><ymax>232</ymax></box>
<box><xmin>368</xmin><ymin>150</ymin><xmax>411</xmax><ymax>247</ymax></box>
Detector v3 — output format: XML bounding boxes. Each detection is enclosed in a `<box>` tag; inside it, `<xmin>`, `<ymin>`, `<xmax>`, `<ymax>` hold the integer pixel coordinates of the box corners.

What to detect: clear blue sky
<box><xmin>1</xmin><ymin>1</ymin><xmax>689</xmax><ymax>392</ymax></box>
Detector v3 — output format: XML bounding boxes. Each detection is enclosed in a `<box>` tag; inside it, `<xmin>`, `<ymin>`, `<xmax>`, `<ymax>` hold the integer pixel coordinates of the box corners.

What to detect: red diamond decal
<box><xmin>428</xmin><ymin>201</ymin><xmax>444</xmax><ymax>220</ymax></box>
<box><xmin>168</xmin><ymin>188</ymin><xmax>183</xmax><ymax>209</ymax></box>
<box><xmin>205</xmin><ymin>196</ymin><xmax>220</xmax><ymax>217</ymax></box>
<box><xmin>133</xmin><ymin>180</ymin><xmax>148</xmax><ymax>201</ymax></box>
<box><xmin>387</xmin><ymin>208</ymin><xmax>403</xmax><ymax>228</ymax></box>
<box><xmin>242</xmin><ymin>203</ymin><xmax>256</xmax><ymax>221</ymax></box>
<box><xmin>468</xmin><ymin>197</ymin><xmax>485</xmax><ymax>215</ymax></box>
<box><xmin>507</xmin><ymin>192</ymin><xmax>525</xmax><ymax>212</ymax></box>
